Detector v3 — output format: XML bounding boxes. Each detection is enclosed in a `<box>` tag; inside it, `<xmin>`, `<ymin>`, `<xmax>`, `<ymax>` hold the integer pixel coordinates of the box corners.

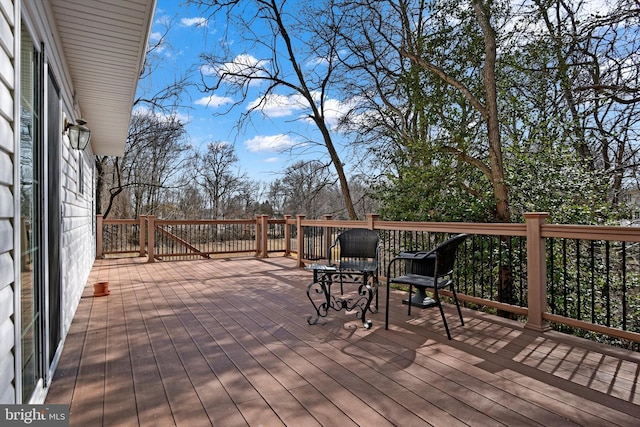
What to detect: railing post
<box><xmin>139</xmin><ymin>215</ymin><xmax>147</xmax><ymax>257</ymax></box>
<box><xmin>284</xmin><ymin>215</ymin><xmax>292</xmax><ymax>256</ymax></box>
<box><xmin>253</xmin><ymin>215</ymin><xmax>262</xmax><ymax>256</ymax></box>
<box><xmin>296</xmin><ymin>214</ymin><xmax>305</xmax><ymax>267</ymax></box>
<box><xmin>366</xmin><ymin>213</ymin><xmax>379</xmax><ymax>230</ymax></box>
<box><xmin>96</xmin><ymin>214</ymin><xmax>103</xmax><ymax>259</ymax></box>
<box><xmin>322</xmin><ymin>215</ymin><xmax>332</xmax><ymax>262</ymax></box>
<box><xmin>147</xmin><ymin>215</ymin><xmax>155</xmax><ymax>263</ymax></box>
<box><xmin>260</xmin><ymin>215</ymin><xmax>269</xmax><ymax>258</ymax></box>
<box><xmin>524</xmin><ymin>212</ymin><xmax>550</xmax><ymax>332</ymax></box>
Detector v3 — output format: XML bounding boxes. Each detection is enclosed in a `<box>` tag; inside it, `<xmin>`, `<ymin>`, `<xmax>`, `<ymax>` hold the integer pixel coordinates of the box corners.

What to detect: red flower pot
<box><xmin>93</xmin><ymin>281</ymin><xmax>110</xmax><ymax>297</ymax></box>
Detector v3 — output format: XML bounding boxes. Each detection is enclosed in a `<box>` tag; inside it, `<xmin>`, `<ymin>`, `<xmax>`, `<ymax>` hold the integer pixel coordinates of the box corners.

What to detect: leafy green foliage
<box><xmin>375</xmin><ymin>142</ymin><xmax>496</xmax><ymax>222</ymax></box>
<box><xmin>367</xmin><ymin>0</ymin><xmax>636</xmax><ymax>225</ymax></box>
<box><xmin>505</xmin><ymin>143</ymin><xmax>615</xmax><ymax>224</ymax></box>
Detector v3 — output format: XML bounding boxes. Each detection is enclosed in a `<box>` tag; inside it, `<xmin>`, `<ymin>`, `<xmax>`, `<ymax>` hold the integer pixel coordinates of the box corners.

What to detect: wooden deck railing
<box><xmin>96</xmin><ymin>215</ymin><xmax>290</xmax><ymax>260</ymax></box>
<box><xmin>96</xmin><ymin>213</ymin><xmax>640</xmax><ymax>346</ymax></box>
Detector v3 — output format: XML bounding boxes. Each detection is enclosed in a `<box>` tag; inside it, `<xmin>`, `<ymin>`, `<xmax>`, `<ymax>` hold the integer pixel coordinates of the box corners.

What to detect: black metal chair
<box><xmin>329</xmin><ymin>228</ymin><xmax>380</xmax><ymax>310</ymax></box>
<box><xmin>385</xmin><ymin>234</ymin><xmax>467</xmax><ymax>339</ymax></box>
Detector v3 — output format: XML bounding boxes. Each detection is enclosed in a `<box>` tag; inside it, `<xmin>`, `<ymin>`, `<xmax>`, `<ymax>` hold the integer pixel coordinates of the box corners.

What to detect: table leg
<box><xmin>306</xmin><ymin>279</ymin><xmax>330</xmax><ymax>325</ymax></box>
<box><xmin>306</xmin><ymin>271</ymin><xmax>374</xmax><ymax>329</ymax></box>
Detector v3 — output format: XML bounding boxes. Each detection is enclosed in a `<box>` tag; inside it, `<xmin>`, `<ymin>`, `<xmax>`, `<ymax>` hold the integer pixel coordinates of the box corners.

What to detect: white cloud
<box><xmin>306</xmin><ymin>56</ymin><xmax>329</xmax><ymax>67</ymax></box>
<box><xmin>509</xmin><ymin>0</ymin><xmax>615</xmax><ymax>38</ymax></box>
<box><xmin>245</xmin><ymin>134</ymin><xmax>298</xmax><ymax>152</ymax></box>
<box><xmin>247</xmin><ymin>93</ymin><xmax>309</xmax><ymax>118</ymax></box>
<box><xmin>132</xmin><ymin>105</ymin><xmax>191</xmax><ymax>125</ymax></box>
<box><xmin>206</xmin><ymin>140</ymin><xmax>229</xmax><ymax>150</ymax></box>
<box><xmin>572</xmin><ymin>0</ymin><xmax>613</xmax><ymax>17</ymax></box>
<box><xmin>246</xmin><ymin>91</ymin><xmax>357</xmax><ymax>131</ymax></box>
<box><xmin>149</xmin><ymin>31</ymin><xmax>162</xmax><ymax>43</ymax></box>
<box><xmin>147</xmin><ymin>31</ymin><xmax>169</xmax><ymax>54</ymax></box>
<box><xmin>322</xmin><ymin>98</ymin><xmax>354</xmax><ymax>129</ymax></box>
<box><xmin>181</xmin><ymin>17</ymin><xmax>208</xmax><ymax>27</ymax></box>
<box><xmin>201</xmin><ymin>54</ymin><xmax>268</xmax><ymax>86</ymax></box>
<box><xmin>195</xmin><ymin>94</ymin><xmax>234</xmax><ymax>108</ymax></box>
<box><xmin>265</xmin><ymin>157</ymin><xmax>280</xmax><ymax>163</ymax></box>
<box><xmin>154</xmin><ymin>15</ymin><xmax>171</xmax><ymax>27</ymax></box>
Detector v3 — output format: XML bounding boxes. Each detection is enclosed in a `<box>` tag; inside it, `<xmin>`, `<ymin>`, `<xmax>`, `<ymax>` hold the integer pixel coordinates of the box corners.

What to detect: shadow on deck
<box><xmin>45</xmin><ymin>256</ymin><xmax>640</xmax><ymax>426</ymax></box>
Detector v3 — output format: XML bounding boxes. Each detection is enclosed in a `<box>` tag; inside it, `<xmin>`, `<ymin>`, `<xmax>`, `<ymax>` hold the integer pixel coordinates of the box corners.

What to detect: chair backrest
<box><xmin>433</xmin><ymin>234</ymin><xmax>467</xmax><ymax>277</ymax></box>
<box><xmin>333</xmin><ymin>228</ymin><xmax>380</xmax><ymax>261</ymax></box>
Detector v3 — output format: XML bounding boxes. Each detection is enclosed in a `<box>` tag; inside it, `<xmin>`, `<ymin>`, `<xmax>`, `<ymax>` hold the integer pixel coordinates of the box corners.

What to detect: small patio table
<box><xmin>305</xmin><ymin>262</ymin><xmax>376</xmax><ymax>329</ymax></box>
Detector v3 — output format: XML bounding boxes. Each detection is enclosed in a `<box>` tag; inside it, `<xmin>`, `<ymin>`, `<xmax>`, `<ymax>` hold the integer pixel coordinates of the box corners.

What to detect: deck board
<box><xmin>46</xmin><ymin>256</ymin><xmax>640</xmax><ymax>426</ymax></box>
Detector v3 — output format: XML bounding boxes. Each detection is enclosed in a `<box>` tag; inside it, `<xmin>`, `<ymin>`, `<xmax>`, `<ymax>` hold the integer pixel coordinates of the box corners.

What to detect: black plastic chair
<box><xmin>385</xmin><ymin>234</ymin><xmax>467</xmax><ymax>339</ymax></box>
<box><xmin>329</xmin><ymin>228</ymin><xmax>380</xmax><ymax>309</ymax></box>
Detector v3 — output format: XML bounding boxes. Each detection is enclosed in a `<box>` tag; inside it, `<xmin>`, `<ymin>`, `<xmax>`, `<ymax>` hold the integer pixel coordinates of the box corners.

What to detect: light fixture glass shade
<box><xmin>69</xmin><ymin>119</ymin><xmax>91</xmax><ymax>150</ymax></box>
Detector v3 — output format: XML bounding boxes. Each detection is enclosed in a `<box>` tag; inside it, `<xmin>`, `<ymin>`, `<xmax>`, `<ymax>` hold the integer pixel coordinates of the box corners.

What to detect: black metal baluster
<box><xmin>590</xmin><ymin>240</ymin><xmax>595</xmax><ymax>323</ymax></box>
<box><xmin>622</xmin><ymin>242</ymin><xmax>627</xmax><ymax>331</ymax></box>
<box><xmin>605</xmin><ymin>241</ymin><xmax>611</xmax><ymax>327</ymax></box>
<box><xmin>549</xmin><ymin>238</ymin><xmax>555</xmax><ymax>314</ymax></box>
<box><xmin>519</xmin><ymin>237</ymin><xmax>525</xmax><ymax>305</ymax></box>
<box><xmin>563</xmin><ymin>239</ymin><xmax>568</xmax><ymax>317</ymax></box>
<box><xmin>506</xmin><ymin>236</ymin><xmax>512</xmax><ymax>304</ymax></box>
<box><xmin>472</xmin><ymin>235</ymin><xmax>477</xmax><ymax>297</ymax></box>
<box><xmin>488</xmin><ymin>236</ymin><xmax>493</xmax><ymax>300</ymax></box>
<box><xmin>462</xmin><ymin>237</ymin><xmax>469</xmax><ymax>296</ymax></box>
<box><xmin>576</xmin><ymin>239</ymin><xmax>581</xmax><ymax>322</ymax></box>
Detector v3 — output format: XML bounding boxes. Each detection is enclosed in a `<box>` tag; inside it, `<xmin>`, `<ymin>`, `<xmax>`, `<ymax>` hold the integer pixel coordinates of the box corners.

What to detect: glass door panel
<box><xmin>47</xmin><ymin>69</ymin><xmax>62</xmax><ymax>365</ymax></box>
<box><xmin>20</xmin><ymin>24</ymin><xmax>42</xmax><ymax>403</ymax></box>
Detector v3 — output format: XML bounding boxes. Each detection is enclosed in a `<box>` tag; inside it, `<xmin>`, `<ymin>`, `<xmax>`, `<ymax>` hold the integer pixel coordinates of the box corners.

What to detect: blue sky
<box><xmin>141</xmin><ymin>0</ymin><xmax>617</xmax><ymax>188</ymax></box>
<box><xmin>140</xmin><ymin>0</ymin><xmax>354</xmax><ymax>184</ymax></box>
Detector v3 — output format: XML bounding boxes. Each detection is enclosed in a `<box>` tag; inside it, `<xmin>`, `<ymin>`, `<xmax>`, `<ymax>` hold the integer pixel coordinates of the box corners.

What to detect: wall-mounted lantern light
<box><xmin>64</xmin><ymin>118</ymin><xmax>92</xmax><ymax>150</ymax></box>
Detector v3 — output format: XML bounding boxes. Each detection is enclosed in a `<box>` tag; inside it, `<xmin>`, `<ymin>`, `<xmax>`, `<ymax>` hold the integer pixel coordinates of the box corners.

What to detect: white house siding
<box><xmin>0</xmin><ymin>0</ymin><xmax>16</xmax><ymax>405</ymax></box>
<box><xmin>0</xmin><ymin>0</ymin><xmax>98</xmax><ymax>404</ymax></box>
<box><xmin>25</xmin><ymin>0</ymin><xmax>97</xmax><ymax>403</ymax></box>
<box><xmin>60</xmin><ymin>147</ymin><xmax>95</xmax><ymax>337</ymax></box>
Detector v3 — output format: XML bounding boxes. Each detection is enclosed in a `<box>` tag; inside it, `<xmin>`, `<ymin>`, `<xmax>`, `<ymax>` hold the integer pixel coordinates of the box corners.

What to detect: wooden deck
<box><xmin>45</xmin><ymin>256</ymin><xmax>640</xmax><ymax>426</ymax></box>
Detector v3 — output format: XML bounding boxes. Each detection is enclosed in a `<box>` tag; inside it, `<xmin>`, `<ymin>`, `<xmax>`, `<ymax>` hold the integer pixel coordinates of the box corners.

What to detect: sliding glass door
<box><xmin>47</xmin><ymin>69</ymin><xmax>62</xmax><ymax>366</ymax></box>
<box><xmin>20</xmin><ymin>24</ymin><xmax>43</xmax><ymax>403</ymax></box>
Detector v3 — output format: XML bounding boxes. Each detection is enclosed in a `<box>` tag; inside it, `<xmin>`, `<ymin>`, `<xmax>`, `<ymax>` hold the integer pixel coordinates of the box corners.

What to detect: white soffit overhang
<box><xmin>50</xmin><ymin>0</ymin><xmax>157</xmax><ymax>156</ymax></box>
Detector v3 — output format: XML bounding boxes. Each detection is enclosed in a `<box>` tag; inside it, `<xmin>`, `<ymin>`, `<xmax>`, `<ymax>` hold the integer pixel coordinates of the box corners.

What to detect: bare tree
<box><xmin>229</xmin><ymin>179</ymin><xmax>267</xmax><ymax>218</ymax></box>
<box><xmin>196</xmin><ymin>141</ymin><xmax>247</xmax><ymax>218</ymax></box>
<box><xmin>175</xmin><ymin>184</ymin><xmax>207</xmax><ymax>219</ymax></box>
<box><xmin>96</xmin><ymin>17</ymin><xmax>193</xmax><ymax>218</ymax></box>
<box><xmin>99</xmin><ymin>111</ymin><xmax>191</xmax><ymax>218</ymax></box>
<box><xmin>268</xmin><ymin>160</ymin><xmax>342</xmax><ymax>218</ymax></box>
<box><xmin>328</xmin><ymin>0</ymin><xmax>508</xmax><ymax>221</ymax></box>
<box><xmin>189</xmin><ymin>0</ymin><xmax>359</xmax><ymax>219</ymax></box>
<box><xmin>524</xmin><ymin>0</ymin><xmax>640</xmax><ymax>206</ymax></box>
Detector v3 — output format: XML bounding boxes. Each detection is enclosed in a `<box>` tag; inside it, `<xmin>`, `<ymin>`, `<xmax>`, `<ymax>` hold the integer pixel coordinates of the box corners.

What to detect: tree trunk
<box><xmin>473</xmin><ymin>0</ymin><xmax>514</xmax><ymax>317</ymax></box>
<box><xmin>314</xmin><ymin>118</ymin><xmax>357</xmax><ymax>220</ymax></box>
<box><xmin>473</xmin><ymin>0</ymin><xmax>510</xmax><ymax>224</ymax></box>
<box><xmin>272</xmin><ymin>3</ymin><xmax>357</xmax><ymax>220</ymax></box>
<box><xmin>95</xmin><ymin>156</ymin><xmax>106</xmax><ymax>215</ymax></box>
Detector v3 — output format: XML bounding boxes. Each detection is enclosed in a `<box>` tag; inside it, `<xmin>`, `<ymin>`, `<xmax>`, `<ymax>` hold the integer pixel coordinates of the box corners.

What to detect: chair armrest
<box><xmin>328</xmin><ymin>239</ymin><xmax>339</xmax><ymax>265</ymax></box>
<box><xmin>386</xmin><ymin>249</ymin><xmax>436</xmax><ymax>280</ymax></box>
<box><xmin>397</xmin><ymin>249</ymin><xmax>436</xmax><ymax>260</ymax></box>
<box><xmin>385</xmin><ymin>255</ymin><xmax>409</xmax><ymax>280</ymax></box>
<box><xmin>305</xmin><ymin>263</ymin><xmax>337</xmax><ymax>272</ymax></box>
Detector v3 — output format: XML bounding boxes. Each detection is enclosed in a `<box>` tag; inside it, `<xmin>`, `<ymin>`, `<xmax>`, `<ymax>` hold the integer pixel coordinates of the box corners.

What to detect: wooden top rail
<box><xmin>296</xmin><ymin>215</ymin><xmax>640</xmax><ymax>243</ymax></box>
<box><xmin>542</xmin><ymin>223</ymin><xmax>640</xmax><ymax>242</ymax></box>
<box><xmin>100</xmin><ymin>215</ymin><xmax>640</xmax><ymax>245</ymax></box>
<box><xmin>154</xmin><ymin>219</ymin><xmax>257</xmax><ymax>225</ymax></box>
<box><xmin>297</xmin><ymin>220</ymin><xmax>527</xmax><ymax>238</ymax></box>
<box><xmin>377</xmin><ymin>221</ymin><xmax>527</xmax><ymax>236</ymax></box>
<box><xmin>102</xmin><ymin>219</ymin><xmax>139</xmax><ymax>225</ymax></box>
